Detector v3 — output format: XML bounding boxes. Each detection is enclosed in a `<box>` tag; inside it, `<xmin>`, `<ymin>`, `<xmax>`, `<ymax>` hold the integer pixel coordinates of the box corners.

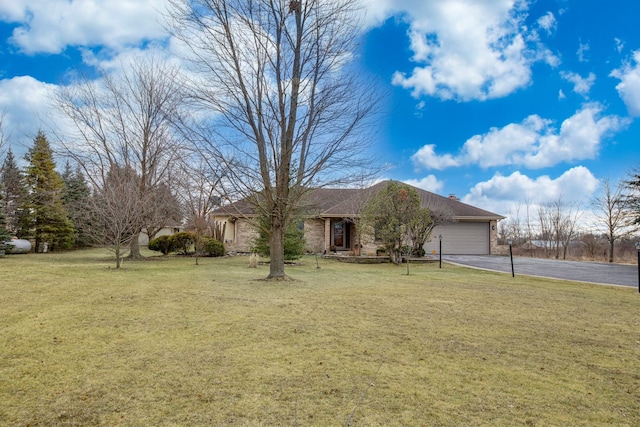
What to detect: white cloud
<box><xmin>412</xmin><ymin>144</ymin><xmax>461</xmax><ymax>170</ymax></box>
<box><xmin>0</xmin><ymin>76</ymin><xmax>58</xmax><ymax>151</ymax></box>
<box><xmin>577</xmin><ymin>42</ymin><xmax>590</xmax><ymax>62</ymax></box>
<box><xmin>412</xmin><ymin>104</ymin><xmax>628</xmax><ymax>171</ymax></box>
<box><xmin>561</xmin><ymin>71</ymin><xmax>596</xmax><ymax>98</ymax></box>
<box><xmin>537</xmin><ymin>12</ymin><xmax>557</xmax><ymax>35</ymax></box>
<box><xmin>382</xmin><ymin>0</ymin><xmax>556</xmax><ymax>101</ymax></box>
<box><xmin>462</xmin><ymin>166</ymin><xmax>599</xmax><ymax>214</ymax></box>
<box><xmin>611</xmin><ymin>50</ymin><xmax>640</xmax><ymax>117</ymax></box>
<box><xmin>2</xmin><ymin>0</ymin><xmax>168</xmax><ymax>54</ymax></box>
<box><xmin>404</xmin><ymin>174</ymin><xmax>444</xmax><ymax>193</ymax></box>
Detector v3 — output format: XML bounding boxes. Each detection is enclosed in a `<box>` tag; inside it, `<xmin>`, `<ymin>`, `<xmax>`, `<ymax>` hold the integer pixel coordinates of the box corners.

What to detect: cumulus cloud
<box><xmin>561</xmin><ymin>71</ymin><xmax>596</xmax><ymax>98</ymax></box>
<box><xmin>412</xmin><ymin>103</ymin><xmax>628</xmax><ymax>170</ymax></box>
<box><xmin>411</xmin><ymin>144</ymin><xmax>460</xmax><ymax>171</ymax></box>
<box><xmin>1</xmin><ymin>0</ymin><xmax>168</xmax><ymax>54</ymax></box>
<box><xmin>461</xmin><ymin>166</ymin><xmax>599</xmax><ymax>214</ymax></box>
<box><xmin>0</xmin><ymin>76</ymin><xmax>58</xmax><ymax>150</ymax></box>
<box><xmin>404</xmin><ymin>174</ymin><xmax>444</xmax><ymax>193</ymax></box>
<box><xmin>611</xmin><ymin>50</ymin><xmax>640</xmax><ymax>116</ymax></box>
<box><xmin>380</xmin><ymin>0</ymin><xmax>556</xmax><ymax>101</ymax></box>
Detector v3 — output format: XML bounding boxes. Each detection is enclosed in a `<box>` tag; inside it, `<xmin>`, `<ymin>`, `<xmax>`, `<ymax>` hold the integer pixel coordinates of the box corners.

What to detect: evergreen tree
<box><xmin>62</xmin><ymin>161</ymin><xmax>92</xmax><ymax>247</ymax></box>
<box><xmin>0</xmin><ymin>182</ymin><xmax>11</xmax><ymax>244</ymax></box>
<box><xmin>19</xmin><ymin>131</ymin><xmax>75</xmax><ymax>251</ymax></box>
<box><xmin>1</xmin><ymin>148</ymin><xmax>25</xmax><ymax>234</ymax></box>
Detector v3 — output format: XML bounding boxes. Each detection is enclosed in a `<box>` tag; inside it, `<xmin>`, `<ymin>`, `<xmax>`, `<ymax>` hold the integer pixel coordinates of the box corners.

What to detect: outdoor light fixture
<box><xmin>508</xmin><ymin>239</ymin><xmax>514</xmax><ymax>278</ymax></box>
<box><xmin>636</xmin><ymin>242</ymin><xmax>640</xmax><ymax>294</ymax></box>
<box><xmin>439</xmin><ymin>234</ymin><xmax>442</xmax><ymax>269</ymax></box>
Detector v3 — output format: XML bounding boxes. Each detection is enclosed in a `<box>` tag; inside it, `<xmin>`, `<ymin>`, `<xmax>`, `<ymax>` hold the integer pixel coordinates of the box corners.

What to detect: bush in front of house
<box><xmin>148</xmin><ymin>235</ymin><xmax>176</xmax><ymax>255</ymax></box>
<box><xmin>201</xmin><ymin>237</ymin><xmax>225</xmax><ymax>257</ymax></box>
<box><xmin>172</xmin><ymin>231</ymin><xmax>198</xmax><ymax>255</ymax></box>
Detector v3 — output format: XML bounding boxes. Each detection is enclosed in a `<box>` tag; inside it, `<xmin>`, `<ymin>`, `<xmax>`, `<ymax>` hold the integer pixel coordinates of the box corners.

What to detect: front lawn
<box><xmin>1</xmin><ymin>250</ymin><xmax>638</xmax><ymax>426</ymax></box>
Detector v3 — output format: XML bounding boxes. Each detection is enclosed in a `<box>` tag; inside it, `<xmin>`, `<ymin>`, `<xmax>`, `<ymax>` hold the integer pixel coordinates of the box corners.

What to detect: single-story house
<box><xmin>210</xmin><ymin>181</ymin><xmax>505</xmax><ymax>255</ymax></box>
<box><xmin>138</xmin><ymin>225</ymin><xmax>185</xmax><ymax>246</ymax></box>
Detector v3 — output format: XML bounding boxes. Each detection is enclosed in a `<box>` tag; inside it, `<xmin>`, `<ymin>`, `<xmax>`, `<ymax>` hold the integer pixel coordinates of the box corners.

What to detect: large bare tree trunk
<box><xmin>129</xmin><ymin>233</ymin><xmax>142</xmax><ymax>259</ymax></box>
<box><xmin>268</xmin><ymin>222</ymin><xmax>286</xmax><ymax>280</ymax></box>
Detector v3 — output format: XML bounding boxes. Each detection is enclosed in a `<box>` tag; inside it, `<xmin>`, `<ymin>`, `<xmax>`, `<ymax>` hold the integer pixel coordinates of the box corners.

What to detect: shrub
<box><xmin>148</xmin><ymin>235</ymin><xmax>175</xmax><ymax>255</ymax></box>
<box><xmin>201</xmin><ymin>237</ymin><xmax>225</xmax><ymax>257</ymax></box>
<box><xmin>253</xmin><ymin>221</ymin><xmax>305</xmax><ymax>261</ymax></box>
<box><xmin>172</xmin><ymin>231</ymin><xmax>198</xmax><ymax>255</ymax></box>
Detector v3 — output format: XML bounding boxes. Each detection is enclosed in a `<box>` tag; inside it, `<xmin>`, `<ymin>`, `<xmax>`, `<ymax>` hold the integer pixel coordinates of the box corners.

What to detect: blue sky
<box><xmin>0</xmin><ymin>0</ymin><xmax>639</xmax><ymax>219</ymax></box>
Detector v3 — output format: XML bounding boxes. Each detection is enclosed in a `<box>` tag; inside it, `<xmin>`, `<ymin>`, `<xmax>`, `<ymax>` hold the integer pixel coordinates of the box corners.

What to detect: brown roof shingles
<box><xmin>210</xmin><ymin>180</ymin><xmax>504</xmax><ymax>220</ymax></box>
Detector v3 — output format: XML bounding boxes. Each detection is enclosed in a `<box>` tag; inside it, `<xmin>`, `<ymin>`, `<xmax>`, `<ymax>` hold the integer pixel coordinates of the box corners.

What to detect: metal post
<box><xmin>439</xmin><ymin>234</ymin><xmax>442</xmax><ymax>269</ymax></box>
<box><xmin>508</xmin><ymin>239</ymin><xmax>514</xmax><ymax>278</ymax></box>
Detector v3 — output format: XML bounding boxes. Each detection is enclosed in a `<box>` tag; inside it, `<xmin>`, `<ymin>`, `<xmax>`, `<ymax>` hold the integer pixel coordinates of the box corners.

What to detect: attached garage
<box><xmin>424</xmin><ymin>222</ymin><xmax>491</xmax><ymax>255</ymax></box>
<box><xmin>210</xmin><ymin>180</ymin><xmax>504</xmax><ymax>255</ymax></box>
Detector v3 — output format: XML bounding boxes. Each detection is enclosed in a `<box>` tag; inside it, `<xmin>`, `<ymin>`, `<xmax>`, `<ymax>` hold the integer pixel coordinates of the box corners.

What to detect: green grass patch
<box><xmin>1</xmin><ymin>249</ymin><xmax>639</xmax><ymax>426</ymax></box>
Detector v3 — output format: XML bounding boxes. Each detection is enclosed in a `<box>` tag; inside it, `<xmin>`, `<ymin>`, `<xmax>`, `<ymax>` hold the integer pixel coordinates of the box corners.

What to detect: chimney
<box><xmin>448</xmin><ymin>194</ymin><xmax>459</xmax><ymax>201</ymax></box>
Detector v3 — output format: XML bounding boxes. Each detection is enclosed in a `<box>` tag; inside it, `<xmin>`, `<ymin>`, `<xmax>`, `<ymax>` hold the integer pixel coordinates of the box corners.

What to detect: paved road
<box><xmin>443</xmin><ymin>255</ymin><xmax>640</xmax><ymax>288</ymax></box>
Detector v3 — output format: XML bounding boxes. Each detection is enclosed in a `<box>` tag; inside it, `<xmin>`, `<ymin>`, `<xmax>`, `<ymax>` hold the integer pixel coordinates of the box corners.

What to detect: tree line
<box><xmin>0</xmin><ymin>127</ymin><xmax>227</xmax><ymax>268</ymax></box>
<box><xmin>499</xmin><ymin>177</ymin><xmax>640</xmax><ymax>263</ymax></box>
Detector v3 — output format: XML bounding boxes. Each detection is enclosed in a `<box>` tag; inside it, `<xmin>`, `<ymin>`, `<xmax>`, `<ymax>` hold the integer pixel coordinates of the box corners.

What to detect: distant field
<box><xmin>1</xmin><ymin>249</ymin><xmax>638</xmax><ymax>426</ymax></box>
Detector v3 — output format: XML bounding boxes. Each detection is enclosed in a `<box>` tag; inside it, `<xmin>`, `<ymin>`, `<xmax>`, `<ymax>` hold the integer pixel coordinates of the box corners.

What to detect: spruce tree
<box><xmin>0</xmin><ymin>182</ymin><xmax>11</xmax><ymax>244</ymax></box>
<box><xmin>62</xmin><ymin>161</ymin><xmax>92</xmax><ymax>247</ymax></box>
<box><xmin>20</xmin><ymin>131</ymin><xmax>75</xmax><ymax>251</ymax></box>
<box><xmin>1</xmin><ymin>148</ymin><xmax>25</xmax><ymax>235</ymax></box>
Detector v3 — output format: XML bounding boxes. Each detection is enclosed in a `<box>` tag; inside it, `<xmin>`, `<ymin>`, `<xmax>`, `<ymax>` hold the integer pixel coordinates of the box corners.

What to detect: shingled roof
<box><xmin>210</xmin><ymin>180</ymin><xmax>504</xmax><ymax>220</ymax></box>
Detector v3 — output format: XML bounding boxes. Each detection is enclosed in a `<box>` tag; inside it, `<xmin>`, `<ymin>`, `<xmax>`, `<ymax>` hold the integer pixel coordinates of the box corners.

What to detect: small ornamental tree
<box><xmin>362</xmin><ymin>181</ymin><xmax>431</xmax><ymax>265</ymax></box>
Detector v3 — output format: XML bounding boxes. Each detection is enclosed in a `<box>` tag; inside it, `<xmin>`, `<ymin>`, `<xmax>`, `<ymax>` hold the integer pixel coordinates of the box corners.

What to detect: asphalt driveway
<box><xmin>442</xmin><ymin>255</ymin><xmax>640</xmax><ymax>288</ymax></box>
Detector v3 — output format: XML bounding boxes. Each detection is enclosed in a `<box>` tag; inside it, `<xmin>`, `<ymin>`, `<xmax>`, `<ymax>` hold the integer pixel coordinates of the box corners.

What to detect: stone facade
<box><xmin>489</xmin><ymin>220</ymin><xmax>499</xmax><ymax>255</ymax></box>
<box><xmin>303</xmin><ymin>218</ymin><xmax>325</xmax><ymax>253</ymax></box>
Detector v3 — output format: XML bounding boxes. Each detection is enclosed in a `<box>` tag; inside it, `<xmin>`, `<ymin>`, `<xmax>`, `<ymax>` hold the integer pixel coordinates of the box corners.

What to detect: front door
<box><xmin>331</xmin><ymin>220</ymin><xmax>350</xmax><ymax>250</ymax></box>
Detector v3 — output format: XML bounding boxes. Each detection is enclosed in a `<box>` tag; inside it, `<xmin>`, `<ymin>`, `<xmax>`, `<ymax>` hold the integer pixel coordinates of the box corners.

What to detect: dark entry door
<box><xmin>331</xmin><ymin>221</ymin><xmax>350</xmax><ymax>250</ymax></box>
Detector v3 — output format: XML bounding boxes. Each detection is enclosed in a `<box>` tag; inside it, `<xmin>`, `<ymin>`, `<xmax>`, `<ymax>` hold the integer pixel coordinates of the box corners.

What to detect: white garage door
<box><xmin>424</xmin><ymin>222</ymin><xmax>490</xmax><ymax>255</ymax></box>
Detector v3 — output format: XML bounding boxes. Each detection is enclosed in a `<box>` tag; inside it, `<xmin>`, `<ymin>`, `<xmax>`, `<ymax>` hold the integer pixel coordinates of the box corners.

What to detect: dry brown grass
<box><xmin>0</xmin><ymin>249</ymin><xmax>639</xmax><ymax>426</ymax></box>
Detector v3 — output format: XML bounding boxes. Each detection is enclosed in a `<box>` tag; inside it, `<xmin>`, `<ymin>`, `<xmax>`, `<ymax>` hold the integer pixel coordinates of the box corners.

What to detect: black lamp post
<box><xmin>636</xmin><ymin>242</ymin><xmax>640</xmax><ymax>293</ymax></box>
<box><xmin>439</xmin><ymin>234</ymin><xmax>442</xmax><ymax>269</ymax></box>
<box><xmin>508</xmin><ymin>239</ymin><xmax>514</xmax><ymax>278</ymax></box>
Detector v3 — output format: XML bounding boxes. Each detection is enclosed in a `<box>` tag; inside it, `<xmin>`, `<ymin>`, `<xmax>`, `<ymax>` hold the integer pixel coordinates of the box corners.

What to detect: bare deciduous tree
<box><xmin>88</xmin><ymin>165</ymin><xmax>149</xmax><ymax>269</ymax></box>
<box><xmin>538</xmin><ymin>197</ymin><xmax>583</xmax><ymax>260</ymax></box>
<box><xmin>54</xmin><ymin>57</ymin><xmax>185</xmax><ymax>258</ymax></box>
<box><xmin>176</xmin><ymin>157</ymin><xmax>225</xmax><ymax>236</ymax></box>
<box><xmin>168</xmin><ymin>0</ymin><xmax>380</xmax><ymax>279</ymax></box>
<box><xmin>591</xmin><ymin>178</ymin><xmax>633</xmax><ymax>262</ymax></box>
